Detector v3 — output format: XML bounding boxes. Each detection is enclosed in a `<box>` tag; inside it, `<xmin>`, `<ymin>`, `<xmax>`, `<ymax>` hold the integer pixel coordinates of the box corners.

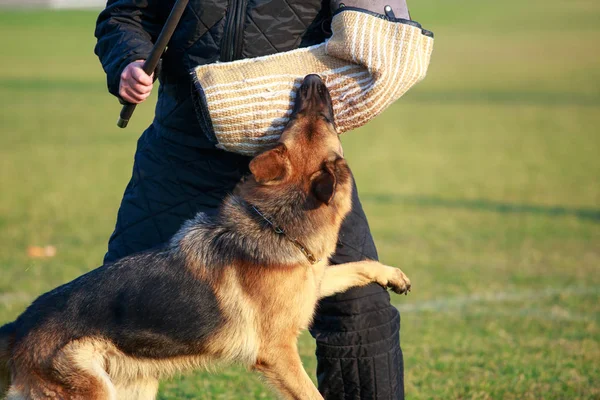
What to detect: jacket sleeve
<box><xmin>94</xmin><ymin>0</ymin><xmax>165</xmax><ymax>97</ymax></box>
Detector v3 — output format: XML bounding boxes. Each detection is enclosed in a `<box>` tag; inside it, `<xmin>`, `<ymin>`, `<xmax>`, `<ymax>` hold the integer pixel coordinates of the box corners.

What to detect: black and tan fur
<box><xmin>0</xmin><ymin>75</ymin><xmax>410</xmax><ymax>400</ymax></box>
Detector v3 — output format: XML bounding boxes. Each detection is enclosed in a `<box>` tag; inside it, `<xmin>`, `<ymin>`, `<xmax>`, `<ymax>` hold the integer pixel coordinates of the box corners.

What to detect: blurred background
<box><xmin>0</xmin><ymin>0</ymin><xmax>598</xmax><ymax>398</ymax></box>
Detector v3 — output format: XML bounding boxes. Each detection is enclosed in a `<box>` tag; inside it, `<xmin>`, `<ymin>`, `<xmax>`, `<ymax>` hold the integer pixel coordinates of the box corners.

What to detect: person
<box><xmin>95</xmin><ymin>1</ymin><xmax>405</xmax><ymax>398</ymax></box>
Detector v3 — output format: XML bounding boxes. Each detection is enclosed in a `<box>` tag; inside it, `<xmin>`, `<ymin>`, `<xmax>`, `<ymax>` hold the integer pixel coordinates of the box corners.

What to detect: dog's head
<box><xmin>246</xmin><ymin>74</ymin><xmax>352</xmax><ymax>213</ymax></box>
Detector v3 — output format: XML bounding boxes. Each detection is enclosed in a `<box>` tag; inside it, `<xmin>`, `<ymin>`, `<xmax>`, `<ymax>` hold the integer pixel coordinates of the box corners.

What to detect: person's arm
<box><xmin>331</xmin><ymin>0</ymin><xmax>410</xmax><ymax>19</ymax></box>
<box><xmin>94</xmin><ymin>0</ymin><xmax>165</xmax><ymax>101</ymax></box>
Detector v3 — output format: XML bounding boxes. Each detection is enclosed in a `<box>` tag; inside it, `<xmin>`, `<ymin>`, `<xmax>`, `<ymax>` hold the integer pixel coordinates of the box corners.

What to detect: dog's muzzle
<box><xmin>291</xmin><ymin>74</ymin><xmax>334</xmax><ymax>121</ymax></box>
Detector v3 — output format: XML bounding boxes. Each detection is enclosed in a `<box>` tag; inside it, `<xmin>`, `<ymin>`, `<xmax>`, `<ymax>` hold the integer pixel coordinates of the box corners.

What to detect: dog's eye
<box><xmin>319</xmin><ymin>113</ymin><xmax>333</xmax><ymax>124</ymax></box>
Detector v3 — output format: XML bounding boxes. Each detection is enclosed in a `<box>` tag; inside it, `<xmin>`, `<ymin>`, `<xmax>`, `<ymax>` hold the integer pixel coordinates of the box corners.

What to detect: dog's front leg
<box><xmin>318</xmin><ymin>260</ymin><xmax>411</xmax><ymax>299</ymax></box>
<box><xmin>254</xmin><ymin>345</ymin><xmax>323</xmax><ymax>400</ymax></box>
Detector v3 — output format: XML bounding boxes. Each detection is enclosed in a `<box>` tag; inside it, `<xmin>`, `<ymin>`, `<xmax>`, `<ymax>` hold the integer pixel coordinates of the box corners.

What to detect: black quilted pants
<box><xmin>104</xmin><ymin>125</ymin><xmax>404</xmax><ymax>399</ymax></box>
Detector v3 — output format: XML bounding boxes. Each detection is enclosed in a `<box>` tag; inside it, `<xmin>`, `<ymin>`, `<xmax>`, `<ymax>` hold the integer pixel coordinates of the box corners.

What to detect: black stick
<box><xmin>117</xmin><ymin>0</ymin><xmax>190</xmax><ymax>128</ymax></box>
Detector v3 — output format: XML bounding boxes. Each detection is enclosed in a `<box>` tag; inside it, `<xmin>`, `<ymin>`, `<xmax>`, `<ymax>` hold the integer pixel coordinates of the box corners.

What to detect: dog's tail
<box><xmin>0</xmin><ymin>321</ymin><xmax>15</xmax><ymax>397</ymax></box>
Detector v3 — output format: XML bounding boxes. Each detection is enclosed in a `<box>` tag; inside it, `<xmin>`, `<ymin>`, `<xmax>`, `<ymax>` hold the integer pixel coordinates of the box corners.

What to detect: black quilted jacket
<box><xmin>95</xmin><ymin>0</ymin><xmax>331</xmax><ymax>146</ymax></box>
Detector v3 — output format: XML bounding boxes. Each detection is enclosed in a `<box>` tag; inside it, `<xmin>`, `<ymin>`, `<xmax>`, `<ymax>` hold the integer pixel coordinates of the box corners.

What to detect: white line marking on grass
<box><xmin>395</xmin><ymin>286</ymin><xmax>600</xmax><ymax>315</ymax></box>
<box><xmin>487</xmin><ymin>306</ymin><xmax>594</xmax><ymax>322</ymax></box>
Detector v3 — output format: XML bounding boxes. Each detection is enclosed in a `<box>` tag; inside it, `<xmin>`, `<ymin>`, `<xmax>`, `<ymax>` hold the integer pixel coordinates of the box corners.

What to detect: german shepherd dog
<box><xmin>0</xmin><ymin>74</ymin><xmax>410</xmax><ymax>400</ymax></box>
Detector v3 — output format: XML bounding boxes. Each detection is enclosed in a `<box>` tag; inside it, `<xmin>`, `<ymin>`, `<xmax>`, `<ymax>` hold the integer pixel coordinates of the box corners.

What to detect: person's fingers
<box><xmin>120</xmin><ymin>86</ymin><xmax>148</xmax><ymax>104</ymax></box>
<box><xmin>119</xmin><ymin>60</ymin><xmax>154</xmax><ymax>103</ymax></box>
<box><xmin>119</xmin><ymin>88</ymin><xmax>139</xmax><ymax>104</ymax></box>
<box><xmin>131</xmin><ymin>82</ymin><xmax>153</xmax><ymax>95</ymax></box>
<box><xmin>130</xmin><ymin>65</ymin><xmax>153</xmax><ymax>86</ymax></box>
<box><xmin>119</xmin><ymin>91</ymin><xmax>137</xmax><ymax>104</ymax></box>
<box><xmin>118</xmin><ymin>82</ymin><xmax>132</xmax><ymax>103</ymax></box>
<box><xmin>123</xmin><ymin>86</ymin><xmax>150</xmax><ymax>103</ymax></box>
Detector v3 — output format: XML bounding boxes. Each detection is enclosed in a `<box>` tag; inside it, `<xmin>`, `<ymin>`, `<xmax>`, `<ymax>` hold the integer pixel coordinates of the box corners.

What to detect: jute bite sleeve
<box><xmin>192</xmin><ymin>8</ymin><xmax>434</xmax><ymax>155</ymax></box>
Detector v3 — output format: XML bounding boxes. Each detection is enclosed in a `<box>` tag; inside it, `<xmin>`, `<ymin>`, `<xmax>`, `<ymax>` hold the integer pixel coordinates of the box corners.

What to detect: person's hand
<box><xmin>119</xmin><ymin>60</ymin><xmax>154</xmax><ymax>104</ymax></box>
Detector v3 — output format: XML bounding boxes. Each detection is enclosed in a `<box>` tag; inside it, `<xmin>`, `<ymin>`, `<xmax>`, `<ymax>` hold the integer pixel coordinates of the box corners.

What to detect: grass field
<box><xmin>1</xmin><ymin>0</ymin><xmax>599</xmax><ymax>398</ymax></box>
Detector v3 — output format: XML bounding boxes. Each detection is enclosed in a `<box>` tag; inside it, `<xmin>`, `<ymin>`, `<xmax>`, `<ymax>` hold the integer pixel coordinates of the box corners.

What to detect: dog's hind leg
<box><xmin>114</xmin><ymin>378</ymin><xmax>159</xmax><ymax>400</ymax></box>
<box><xmin>4</xmin><ymin>338</ymin><xmax>115</xmax><ymax>400</ymax></box>
<box><xmin>6</xmin><ymin>368</ymin><xmax>115</xmax><ymax>400</ymax></box>
<box><xmin>51</xmin><ymin>339</ymin><xmax>117</xmax><ymax>400</ymax></box>
<box><xmin>318</xmin><ymin>260</ymin><xmax>411</xmax><ymax>299</ymax></box>
<box><xmin>254</xmin><ymin>345</ymin><xmax>322</xmax><ymax>400</ymax></box>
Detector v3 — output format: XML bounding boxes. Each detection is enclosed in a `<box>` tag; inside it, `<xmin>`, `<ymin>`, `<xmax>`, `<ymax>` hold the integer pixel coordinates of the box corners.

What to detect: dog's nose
<box><xmin>293</xmin><ymin>74</ymin><xmax>333</xmax><ymax>119</ymax></box>
<box><xmin>300</xmin><ymin>74</ymin><xmax>326</xmax><ymax>98</ymax></box>
<box><xmin>302</xmin><ymin>74</ymin><xmax>324</xmax><ymax>88</ymax></box>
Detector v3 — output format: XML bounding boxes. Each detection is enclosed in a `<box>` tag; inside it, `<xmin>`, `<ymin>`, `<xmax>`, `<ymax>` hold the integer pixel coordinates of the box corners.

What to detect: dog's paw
<box><xmin>383</xmin><ymin>267</ymin><xmax>411</xmax><ymax>295</ymax></box>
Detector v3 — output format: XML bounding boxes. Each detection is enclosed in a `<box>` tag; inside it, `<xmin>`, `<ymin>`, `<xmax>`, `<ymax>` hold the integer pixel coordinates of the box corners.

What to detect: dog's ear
<box><xmin>311</xmin><ymin>161</ymin><xmax>337</xmax><ymax>205</ymax></box>
<box><xmin>249</xmin><ymin>143</ymin><xmax>291</xmax><ymax>185</ymax></box>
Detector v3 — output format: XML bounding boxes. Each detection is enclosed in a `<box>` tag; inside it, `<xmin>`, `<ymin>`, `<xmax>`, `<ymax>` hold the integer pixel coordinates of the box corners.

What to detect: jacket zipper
<box><xmin>221</xmin><ymin>0</ymin><xmax>246</xmax><ymax>62</ymax></box>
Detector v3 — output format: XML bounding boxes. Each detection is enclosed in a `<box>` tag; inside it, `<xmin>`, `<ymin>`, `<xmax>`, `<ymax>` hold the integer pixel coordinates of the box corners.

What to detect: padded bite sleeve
<box><xmin>193</xmin><ymin>8</ymin><xmax>433</xmax><ymax>155</ymax></box>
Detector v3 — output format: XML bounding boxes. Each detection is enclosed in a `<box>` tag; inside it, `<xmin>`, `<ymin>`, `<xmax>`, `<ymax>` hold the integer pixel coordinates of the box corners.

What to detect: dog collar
<box><xmin>250</xmin><ymin>205</ymin><xmax>320</xmax><ymax>265</ymax></box>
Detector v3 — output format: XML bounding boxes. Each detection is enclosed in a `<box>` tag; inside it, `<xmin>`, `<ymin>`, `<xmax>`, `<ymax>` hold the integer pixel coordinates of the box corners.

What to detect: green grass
<box><xmin>1</xmin><ymin>1</ymin><xmax>599</xmax><ymax>398</ymax></box>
